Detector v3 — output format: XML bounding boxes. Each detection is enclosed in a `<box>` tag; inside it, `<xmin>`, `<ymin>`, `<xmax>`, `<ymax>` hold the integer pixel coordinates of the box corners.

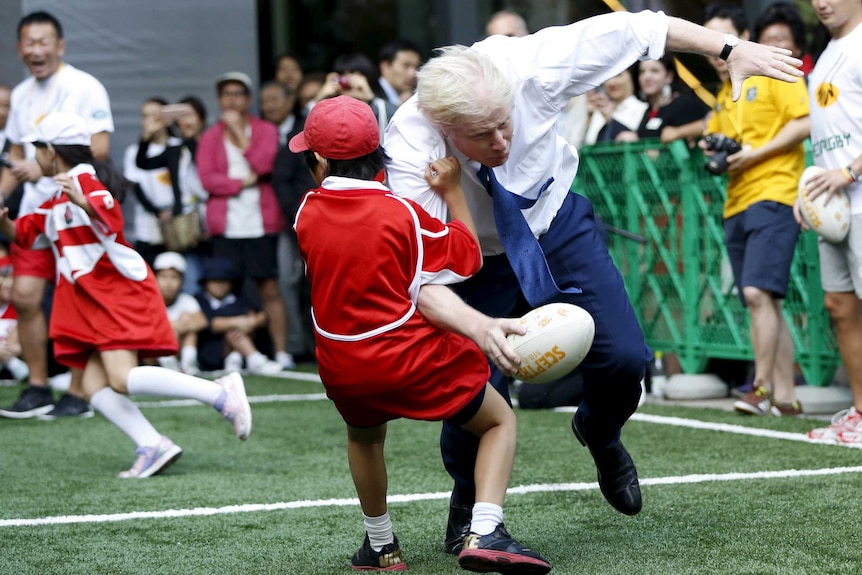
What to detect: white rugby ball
<box><xmin>507</xmin><ymin>303</ymin><xmax>595</xmax><ymax>384</ymax></box>
<box><xmin>798</xmin><ymin>165</ymin><xmax>850</xmax><ymax>243</ymax></box>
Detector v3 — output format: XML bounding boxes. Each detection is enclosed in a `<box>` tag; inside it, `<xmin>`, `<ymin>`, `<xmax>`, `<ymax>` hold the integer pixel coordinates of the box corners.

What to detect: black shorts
<box><xmin>723</xmin><ymin>200</ymin><xmax>800</xmax><ymax>305</ymax></box>
<box><xmin>211</xmin><ymin>235</ymin><xmax>280</xmax><ymax>281</ymax></box>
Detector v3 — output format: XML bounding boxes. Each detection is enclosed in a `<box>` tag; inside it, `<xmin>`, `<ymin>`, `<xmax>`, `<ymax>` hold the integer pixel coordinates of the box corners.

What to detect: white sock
<box><xmin>7</xmin><ymin>357</ymin><xmax>29</xmax><ymax>381</ymax></box>
<box><xmin>470</xmin><ymin>502</ymin><xmax>503</xmax><ymax>536</ymax></box>
<box><xmin>180</xmin><ymin>346</ymin><xmax>198</xmax><ymax>367</ymax></box>
<box><xmin>90</xmin><ymin>387</ymin><xmax>162</xmax><ymax>447</ymax></box>
<box><xmin>126</xmin><ymin>366</ymin><xmax>222</xmax><ymax>406</ymax></box>
<box><xmin>363</xmin><ymin>511</ymin><xmax>394</xmax><ymax>551</ymax></box>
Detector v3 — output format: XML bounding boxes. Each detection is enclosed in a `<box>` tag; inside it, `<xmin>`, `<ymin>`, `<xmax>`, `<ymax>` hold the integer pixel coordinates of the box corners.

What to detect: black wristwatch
<box><xmin>719</xmin><ymin>34</ymin><xmax>740</xmax><ymax>61</ymax></box>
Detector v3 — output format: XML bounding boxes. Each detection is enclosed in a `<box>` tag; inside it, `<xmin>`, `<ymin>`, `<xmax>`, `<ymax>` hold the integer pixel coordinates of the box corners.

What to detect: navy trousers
<box><xmin>443</xmin><ymin>191</ymin><xmax>650</xmax><ymax>502</ymax></box>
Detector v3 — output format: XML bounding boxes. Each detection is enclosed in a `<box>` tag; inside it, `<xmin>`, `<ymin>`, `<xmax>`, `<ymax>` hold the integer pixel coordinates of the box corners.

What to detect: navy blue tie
<box><xmin>477</xmin><ymin>165</ymin><xmax>581</xmax><ymax>307</ymax></box>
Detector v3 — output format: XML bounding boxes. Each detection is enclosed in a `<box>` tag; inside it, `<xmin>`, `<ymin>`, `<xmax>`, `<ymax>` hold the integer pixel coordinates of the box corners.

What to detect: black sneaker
<box><xmin>458</xmin><ymin>523</ymin><xmax>552</xmax><ymax>575</ymax></box>
<box><xmin>351</xmin><ymin>533</ymin><xmax>407</xmax><ymax>571</ymax></box>
<box><xmin>571</xmin><ymin>412</ymin><xmax>642</xmax><ymax>516</ymax></box>
<box><xmin>37</xmin><ymin>393</ymin><xmax>94</xmax><ymax>420</ymax></box>
<box><xmin>0</xmin><ymin>385</ymin><xmax>54</xmax><ymax>419</ymax></box>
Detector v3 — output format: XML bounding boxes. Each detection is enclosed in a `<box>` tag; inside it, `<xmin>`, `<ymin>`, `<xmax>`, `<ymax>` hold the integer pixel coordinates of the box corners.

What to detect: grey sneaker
<box><xmin>0</xmin><ymin>385</ymin><xmax>54</xmax><ymax>419</ymax></box>
<box><xmin>38</xmin><ymin>393</ymin><xmax>95</xmax><ymax>420</ymax></box>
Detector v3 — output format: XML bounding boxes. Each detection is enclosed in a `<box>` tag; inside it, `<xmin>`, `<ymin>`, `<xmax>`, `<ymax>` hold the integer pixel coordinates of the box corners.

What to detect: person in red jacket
<box><xmin>196</xmin><ymin>71</ymin><xmax>294</xmax><ymax>370</ymax></box>
<box><xmin>292</xmin><ymin>96</ymin><xmax>550</xmax><ymax>573</ymax></box>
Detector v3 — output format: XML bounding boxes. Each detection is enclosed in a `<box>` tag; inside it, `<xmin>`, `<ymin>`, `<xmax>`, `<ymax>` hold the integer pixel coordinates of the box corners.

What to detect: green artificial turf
<box><xmin>1</xmin><ymin>375</ymin><xmax>861</xmax><ymax>574</ymax></box>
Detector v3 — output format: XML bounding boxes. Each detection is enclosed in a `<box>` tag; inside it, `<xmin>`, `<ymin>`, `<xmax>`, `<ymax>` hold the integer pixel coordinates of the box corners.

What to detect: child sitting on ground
<box><xmin>195</xmin><ymin>257</ymin><xmax>283</xmax><ymax>375</ymax></box>
<box><xmin>153</xmin><ymin>251</ymin><xmax>206</xmax><ymax>375</ymax></box>
<box><xmin>291</xmin><ymin>95</ymin><xmax>551</xmax><ymax>573</ymax></box>
<box><xmin>0</xmin><ymin>244</ymin><xmax>29</xmax><ymax>382</ymax></box>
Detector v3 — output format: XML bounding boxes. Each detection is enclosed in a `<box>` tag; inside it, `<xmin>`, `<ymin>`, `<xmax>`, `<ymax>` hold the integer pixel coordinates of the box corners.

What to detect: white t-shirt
<box><xmin>385</xmin><ymin>10</ymin><xmax>668</xmax><ymax>256</ymax></box>
<box><xmin>124</xmin><ymin>140</ymin><xmax>178</xmax><ymax>244</ymax></box>
<box><xmin>165</xmin><ymin>292</ymin><xmax>201</xmax><ymax>321</ymax></box>
<box><xmin>808</xmin><ymin>22</ymin><xmax>862</xmax><ymax>214</ymax></box>
<box><xmin>5</xmin><ymin>63</ymin><xmax>114</xmax><ymax>215</ymax></box>
<box><xmin>223</xmin><ymin>130</ymin><xmax>264</xmax><ymax>239</ymax></box>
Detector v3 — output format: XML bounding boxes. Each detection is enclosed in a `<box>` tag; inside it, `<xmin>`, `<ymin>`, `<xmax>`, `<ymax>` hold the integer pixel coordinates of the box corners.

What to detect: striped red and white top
<box><xmin>15</xmin><ymin>164</ymin><xmax>176</xmax><ymax>369</ymax></box>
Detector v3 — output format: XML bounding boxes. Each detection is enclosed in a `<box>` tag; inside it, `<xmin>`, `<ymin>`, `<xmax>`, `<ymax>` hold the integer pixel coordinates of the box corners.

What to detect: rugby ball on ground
<box><xmin>798</xmin><ymin>165</ymin><xmax>850</xmax><ymax>243</ymax></box>
<box><xmin>507</xmin><ymin>303</ymin><xmax>595</xmax><ymax>384</ymax></box>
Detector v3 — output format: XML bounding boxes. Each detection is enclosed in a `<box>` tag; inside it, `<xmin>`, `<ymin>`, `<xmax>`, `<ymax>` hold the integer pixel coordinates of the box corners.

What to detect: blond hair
<box><xmin>416</xmin><ymin>45</ymin><xmax>513</xmax><ymax>130</ymax></box>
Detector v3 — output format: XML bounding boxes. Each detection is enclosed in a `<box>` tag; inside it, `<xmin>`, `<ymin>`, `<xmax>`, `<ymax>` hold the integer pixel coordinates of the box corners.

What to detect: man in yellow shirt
<box><xmin>701</xmin><ymin>3</ymin><xmax>810</xmax><ymax>416</ymax></box>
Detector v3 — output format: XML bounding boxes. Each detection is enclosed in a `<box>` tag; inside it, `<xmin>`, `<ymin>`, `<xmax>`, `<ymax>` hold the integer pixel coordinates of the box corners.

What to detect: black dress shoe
<box><xmin>444</xmin><ymin>497</ymin><xmax>472</xmax><ymax>555</ymax></box>
<box><xmin>571</xmin><ymin>414</ymin><xmax>642</xmax><ymax>515</ymax></box>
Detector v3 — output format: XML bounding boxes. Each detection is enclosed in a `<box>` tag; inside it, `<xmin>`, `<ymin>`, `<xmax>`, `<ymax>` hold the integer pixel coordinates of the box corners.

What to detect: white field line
<box><xmin>552</xmin><ymin>406</ymin><xmax>862</xmax><ymax>449</ymax></box>
<box><xmin>3</xmin><ymin>465</ymin><xmax>862</xmax><ymax>528</ymax></box>
<box><xmin>137</xmin><ymin>391</ymin><xmax>860</xmax><ymax>451</ymax></box>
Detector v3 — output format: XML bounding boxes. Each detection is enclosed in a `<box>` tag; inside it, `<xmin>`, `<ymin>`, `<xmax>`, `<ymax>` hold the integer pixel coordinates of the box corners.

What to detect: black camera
<box><xmin>703</xmin><ymin>134</ymin><xmax>742</xmax><ymax>175</ymax></box>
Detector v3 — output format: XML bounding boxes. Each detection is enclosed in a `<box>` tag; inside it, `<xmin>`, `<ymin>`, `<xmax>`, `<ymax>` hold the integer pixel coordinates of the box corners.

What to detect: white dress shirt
<box><xmin>385</xmin><ymin>10</ymin><xmax>668</xmax><ymax>256</ymax></box>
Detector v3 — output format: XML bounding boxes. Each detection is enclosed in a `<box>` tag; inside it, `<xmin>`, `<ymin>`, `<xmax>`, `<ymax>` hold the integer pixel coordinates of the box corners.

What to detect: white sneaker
<box><xmin>247</xmin><ymin>352</ymin><xmax>283</xmax><ymax>376</ymax></box>
<box><xmin>215</xmin><ymin>372</ymin><xmax>252</xmax><ymax>440</ymax></box>
<box><xmin>808</xmin><ymin>407</ymin><xmax>862</xmax><ymax>443</ymax></box>
<box><xmin>118</xmin><ymin>436</ymin><xmax>183</xmax><ymax>479</ymax></box>
<box><xmin>224</xmin><ymin>352</ymin><xmax>244</xmax><ymax>374</ymax></box>
<box><xmin>275</xmin><ymin>351</ymin><xmax>296</xmax><ymax>370</ymax></box>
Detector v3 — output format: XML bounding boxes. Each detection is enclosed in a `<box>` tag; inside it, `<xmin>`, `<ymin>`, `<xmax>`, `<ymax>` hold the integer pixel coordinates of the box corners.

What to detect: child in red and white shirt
<box><xmin>0</xmin><ymin>111</ymin><xmax>253</xmax><ymax>479</ymax></box>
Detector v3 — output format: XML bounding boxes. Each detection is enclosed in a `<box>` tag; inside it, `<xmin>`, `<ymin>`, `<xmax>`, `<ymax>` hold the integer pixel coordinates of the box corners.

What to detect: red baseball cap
<box><xmin>288</xmin><ymin>95</ymin><xmax>380</xmax><ymax>160</ymax></box>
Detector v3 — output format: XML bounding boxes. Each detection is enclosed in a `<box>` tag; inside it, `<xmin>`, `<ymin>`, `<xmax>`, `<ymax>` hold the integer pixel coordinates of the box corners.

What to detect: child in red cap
<box><xmin>291</xmin><ymin>95</ymin><xmax>551</xmax><ymax>573</ymax></box>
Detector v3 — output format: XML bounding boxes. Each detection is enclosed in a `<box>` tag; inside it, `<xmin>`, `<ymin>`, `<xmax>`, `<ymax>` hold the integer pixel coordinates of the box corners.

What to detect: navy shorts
<box><xmin>723</xmin><ymin>200</ymin><xmax>800</xmax><ymax>305</ymax></box>
<box><xmin>211</xmin><ymin>235</ymin><xmax>280</xmax><ymax>281</ymax></box>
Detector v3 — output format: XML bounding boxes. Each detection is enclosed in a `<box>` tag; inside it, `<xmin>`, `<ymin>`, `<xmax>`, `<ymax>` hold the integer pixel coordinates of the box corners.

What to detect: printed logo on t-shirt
<box><xmin>92</xmin><ymin>110</ymin><xmax>109</xmax><ymax>120</ymax></box>
<box><xmin>745</xmin><ymin>86</ymin><xmax>757</xmax><ymax>102</ymax></box>
<box><xmin>816</xmin><ymin>82</ymin><xmax>839</xmax><ymax>108</ymax></box>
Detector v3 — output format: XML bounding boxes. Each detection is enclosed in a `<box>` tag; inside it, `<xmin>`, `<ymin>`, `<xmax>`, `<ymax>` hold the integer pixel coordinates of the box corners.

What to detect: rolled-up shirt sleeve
<box><xmin>477</xmin><ymin>10</ymin><xmax>669</xmax><ymax>107</ymax></box>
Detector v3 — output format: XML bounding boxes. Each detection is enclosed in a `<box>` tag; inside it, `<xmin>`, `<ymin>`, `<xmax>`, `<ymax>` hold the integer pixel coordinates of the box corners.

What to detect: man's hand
<box><xmin>792</xmin><ymin>198</ymin><xmax>808</xmax><ymax>229</ymax></box>
<box><xmin>726</xmin><ymin>146</ymin><xmax>759</xmax><ymax>172</ymax></box>
<box><xmin>416</xmin><ymin>284</ymin><xmax>525</xmax><ymax>375</ymax></box>
<box><xmin>726</xmin><ymin>41</ymin><xmax>802</xmax><ymax>101</ymax></box>
<box><xmin>221</xmin><ymin>110</ymin><xmax>245</xmax><ymax>135</ymax></box>
<box><xmin>472</xmin><ymin>315</ymin><xmax>525</xmax><ymax>376</ymax></box>
<box><xmin>10</xmin><ymin>159</ymin><xmax>43</xmax><ymax>183</ymax></box>
<box><xmin>800</xmin><ymin>168</ymin><xmax>848</xmax><ymax>205</ymax></box>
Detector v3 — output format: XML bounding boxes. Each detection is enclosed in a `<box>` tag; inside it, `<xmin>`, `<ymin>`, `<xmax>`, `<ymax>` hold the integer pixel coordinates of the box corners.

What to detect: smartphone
<box><xmin>162</xmin><ymin>103</ymin><xmax>195</xmax><ymax>122</ymax></box>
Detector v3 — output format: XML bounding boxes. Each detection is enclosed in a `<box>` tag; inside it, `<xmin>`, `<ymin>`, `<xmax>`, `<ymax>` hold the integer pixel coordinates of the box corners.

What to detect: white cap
<box><xmin>22</xmin><ymin>111</ymin><xmax>91</xmax><ymax>146</ymax></box>
<box><xmin>216</xmin><ymin>71</ymin><xmax>254</xmax><ymax>95</ymax></box>
<box><xmin>153</xmin><ymin>251</ymin><xmax>187</xmax><ymax>274</ymax></box>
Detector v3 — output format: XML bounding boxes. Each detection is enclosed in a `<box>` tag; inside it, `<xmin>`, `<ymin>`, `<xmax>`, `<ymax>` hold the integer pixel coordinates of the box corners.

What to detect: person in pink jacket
<box><xmin>196</xmin><ymin>71</ymin><xmax>294</xmax><ymax>371</ymax></box>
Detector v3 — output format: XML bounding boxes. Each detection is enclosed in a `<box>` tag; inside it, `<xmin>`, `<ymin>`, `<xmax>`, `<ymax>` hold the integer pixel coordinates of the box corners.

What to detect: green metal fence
<box><xmin>572</xmin><ymin>140</ymin><xmax>840</xmax><ymax>386</ymax></box>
